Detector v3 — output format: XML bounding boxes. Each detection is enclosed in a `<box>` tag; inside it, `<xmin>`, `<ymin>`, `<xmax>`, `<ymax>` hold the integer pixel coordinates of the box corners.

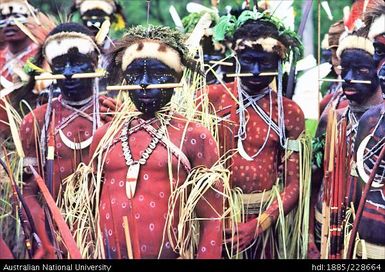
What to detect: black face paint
<box><xmin>51</xmin><ymin>49</ymin><xmax>95</xmax><ymax>102</ymax></box>
<box><xmin>236</xmin><ymin>48</ymin><xmax>279</xmax><ymax>94</ymax></box>
<box><xmin>321</xmin><ymin>48</ymin><xmax>332</xmax><ymax>64</ymax></box>
<box><xmin>0</xmin><ymin>13</ymin><xmax>28</xmax><ymax>42</ymax></box>
<box><xmin>124</xmin><ymin>58</ymin><xmax>179</xmax><ymax>115</ymax></box>
<box><xmin>373</xmin><ymin>37</ymin><xmax>385</xmax><ymax>95</ymax></box>
<box><xmin>81</xmin><ymin>9</ymin><xmax>110</xmax><ymax>35</ymax></box>
<box><xmin>340</xmin><ymin>50</ymin><xmax>379</xmax><ymax>103</ymax></box>
<box><xmin>373</xmin><ymin>40</ymin><xmax>385</xmax><ymax>68</ymax></box>
<box><xmin>378</xmin><ymin>62</ymin><xmax>385</xmax><ymax>94</ymax></box>
<box><xmin>203</xmin><ymin>52</ymin><xmax>225</xmax><ymax>85</ymax></box>
<box><xmin>199</xmin><ymin>36</ymin><xmax>226</xmax><ymax>85</ymax></box>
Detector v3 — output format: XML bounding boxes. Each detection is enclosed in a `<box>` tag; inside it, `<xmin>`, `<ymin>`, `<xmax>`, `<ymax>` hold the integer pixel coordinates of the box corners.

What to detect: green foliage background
<box><xmin>29</xmin><ymin>0</ymin><xmax>355</xmax><ymax>59</ymax></box>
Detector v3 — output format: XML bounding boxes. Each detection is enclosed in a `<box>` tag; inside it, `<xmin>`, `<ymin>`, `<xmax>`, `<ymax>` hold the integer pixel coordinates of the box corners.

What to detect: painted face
<box><xmin>340</xmin><ymin>50</ymin><xmax>379</xmax><ymax>103</ymax></box>
<box><xmin>321</xmin><ymin>48</ymin><xmax>332</xmax><ymax>64</ymax></box>
<box><xmin>373</xmin><ymin>35</ymin><xmax>385</xmax><ymax>93</ymax></box>
<box><xmin>0</xmin><ymin>12</ymin><xmax>28</xmax><ymax>42</ymax></box>
<box><xmin>203</xmin><ymin>52</ymin><xmax>225</xmax><ymax>85</ymax></box>
<box><xmin>124</xmin><ymin>58</ymin><xmax>179</xmax><ymax>115</ymax></box>
<box><xmin>373</xmin><ymin>35</ymin><xmax>385</xmax><ymax>67</ymax></box>
<box><xmin>236</xmin><ymin>48</ymin><xmax>279</xmax><ymax>94</ymax></box>
<box><xmin>330</xmin><ymin>47</ymin><xmax>341</xmax><ymax>75</ymax></box>
<box><xmin>81</xmin><ymin>9</ymin><xmax>110</xmax><ymax>35</ymax></box>
<box><xmin>51</xmin><ymin>48</ymin><xmax>95</xmax><ymax>102</ymax></box>
<box><xmin>378</xmin><ymin>61</ymin><xmax>385</xmax><ymax>94</ymax></box>
<box><xmin>200</xmin><ymin>36</ymin><xmax>226</xmax><ymax>85</ymax></box>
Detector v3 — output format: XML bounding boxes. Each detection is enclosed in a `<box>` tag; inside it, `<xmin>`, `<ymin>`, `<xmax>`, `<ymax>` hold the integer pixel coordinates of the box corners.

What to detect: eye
<box><xmin>260</xmin><ymin>60</ymin><xmax>272</xmax><ymax>66</ymax></box>
<box><xmin>240</xmin><ymin>56</ymin><xmax>253</xmax><ymax>63</ymax></box>
<box><xmin>358</xmin><ymin>67</ymin><xmax>370</xmax><ymax>74</ymax></box>
<box><xmin>375</xmin><ymin>48</ymin><xmax>385</xmax><ymax>56</ymax></box>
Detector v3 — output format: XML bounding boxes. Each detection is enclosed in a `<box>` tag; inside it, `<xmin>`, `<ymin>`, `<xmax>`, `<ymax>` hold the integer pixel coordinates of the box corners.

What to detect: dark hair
<box><xmin>48</xmin><ymin>22</ymin><xmax>94</xmax><ymax>37</ymax></box>
<box><xmin>232</xmin><ymin>19</ymin><xmax>298</xmax><ymax>53</ymax></box>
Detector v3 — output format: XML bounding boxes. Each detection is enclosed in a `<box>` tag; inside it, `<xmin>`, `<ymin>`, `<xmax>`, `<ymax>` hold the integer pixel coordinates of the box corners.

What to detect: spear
<box><xmin>346</xmin><ymin>142</ymin><xmax>385</xmax><ymax>258</ymax></box>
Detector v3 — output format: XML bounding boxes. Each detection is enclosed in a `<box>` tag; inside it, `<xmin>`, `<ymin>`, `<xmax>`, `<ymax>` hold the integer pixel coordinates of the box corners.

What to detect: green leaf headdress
<box><xmin>213</xmin><ymin>10</ymin><xmax>303</xmax><ymax>62</ymax></box>
<box><xmin>182</xmin><ymin>11</ymin><xmax>219</xmax><ymax>35</ymax></box>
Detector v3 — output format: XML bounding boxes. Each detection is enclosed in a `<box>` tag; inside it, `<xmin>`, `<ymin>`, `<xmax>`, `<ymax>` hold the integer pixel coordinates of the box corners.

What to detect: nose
<box><xmin>251</xmin><ymin>63</ymin><xmax>261</xmax><ymax>76</ymax></box>
<box><xmin>139</xmin><ymin>72</ymin><xmax>150</xmax><ymax>90</ymax></box>
<box><xmin>343</xmin><ymin>69</ymin><xmax>353</xmax><ymax>83</ymax></box>
<box><xmin>63</xmin><ymin>63</ymin><xmax>74</xmax><ymax>79</ymax></box>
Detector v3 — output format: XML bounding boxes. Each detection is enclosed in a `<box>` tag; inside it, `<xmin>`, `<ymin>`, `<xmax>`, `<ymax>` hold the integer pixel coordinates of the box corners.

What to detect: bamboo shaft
<box><xmin>209</xmin><ymin>60</ymin><xmax>233</xmax><ymax>66</ymax></box>
<box><xmin>226</xmin><ymin>72</ymin><xmax>278</xmax><ymax>77</ymax></box>
<box><xmin>123</xmin><ymin>216</ymin><xmax>134</xmax><ymax>259</ymax></box>
<box><xmin>319</xmin><ymin>78</ymin><xmax>372</xmax><ymax>84</ymax></box>
<box><xmin>107</xmin><ymin>83</ymin><xmax>183</xmax><ymax>91</ymax></box>
<box><xmin>35</xmin><ymin>71</ymin><xmax>106</xmax><ymax>81</ymax></box>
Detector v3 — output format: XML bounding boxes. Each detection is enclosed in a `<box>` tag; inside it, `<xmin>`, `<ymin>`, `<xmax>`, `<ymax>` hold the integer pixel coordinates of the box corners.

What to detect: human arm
<box><xmin>20</xmin><ymin>113</ymin><xmax>56</xmax><ymax>259</ymax></box>
<box><xmin>98</xmin><ymin>96</ymin><xmax>122</xmax><ymax>123</ymax></box>
<box><xmin>187</xmin><ymin>125</ymin><xmax>223</xmax><ymax>259</ymax></box>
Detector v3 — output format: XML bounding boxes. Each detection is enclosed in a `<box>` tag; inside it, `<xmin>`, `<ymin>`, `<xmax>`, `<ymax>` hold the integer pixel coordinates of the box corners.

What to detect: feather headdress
<box><xmin>363</xmin><ymin>0</ymin><xmax>385</xmax><ymax>41</ymax></box>
<box><xmin>0</xmin><ymin>0</ymin><xmax>35</xmax><ymax>16</ymax></box>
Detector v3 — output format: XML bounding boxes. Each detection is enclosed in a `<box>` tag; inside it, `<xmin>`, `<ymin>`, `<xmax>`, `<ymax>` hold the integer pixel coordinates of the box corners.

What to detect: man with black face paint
<box><xmin>19</xmin><ymin>23</ymin><xmax>105</xmax><ymax>258</ymax></box>
<box><xmin>310</xmin><ymin>33</ymin><xmax>383</xmax><ymax>259</ymax></box>
<box><xmin>70</xmin><ymin>0</ymin><xmax>126</xmax><ymax>97</ymax></box>
<box><xmin>203</xmin><ymin>11</ymin><xmax>306</xmax><ymax>259</ymax></box>
<box><xmin>342</xmin><ymin>0</ymin><xmax>385</xmax><ymax>259</ymax></box>
<box><xmin>70</xmin><ymin>0</ymin><xmax>125</xmax><ymax>37</ymax></box>
<box><xmin>89</xmin><ymin>25</ymin><xmax>224</xmax><ymax>259</ymax></box>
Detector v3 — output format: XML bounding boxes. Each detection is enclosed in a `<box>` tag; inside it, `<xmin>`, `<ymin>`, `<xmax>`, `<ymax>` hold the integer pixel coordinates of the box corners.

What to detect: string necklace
<box><xmin>120</xmin><ymin>111</ymin><xmax>173</xmax><ymax>199</ymax></box>
<box><xmin>356</xmin><ymin>111</ymin><xmax>385</xmax><ymax>188</ymax></box>
<box><xmin>61</xmin><ymin>95</ymin><xmax>93</xmax><ymax>107</ymax></box>
<box><xmin>58</xmin><ymin>96</ymin><xmax>94</xmax><ymax>150</ymax></box>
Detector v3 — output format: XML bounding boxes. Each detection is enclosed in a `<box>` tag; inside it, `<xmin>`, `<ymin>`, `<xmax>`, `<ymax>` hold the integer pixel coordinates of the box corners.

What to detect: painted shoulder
<box><xmin>205</xmin><ymin>82</ymin><xmax>236</xmax><ymax>104</ymax></box>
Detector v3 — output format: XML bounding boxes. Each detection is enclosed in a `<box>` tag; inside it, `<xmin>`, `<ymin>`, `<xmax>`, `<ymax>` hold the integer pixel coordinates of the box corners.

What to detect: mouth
<box><xmin>343</xmin><ymin>88</ymin><xmax>358</xmax><ymax>96</ymax></box>
<box><xmin>3</xmin><ymin>27</ymin><xmax>18</xmax><ymax>37</ymax></box>
<box><xmin>248</xmin><ymin>79</ymin><xmax>262</xmax><ymax>84</ymax></box>
<box><xmin>138</xmin><ymin>97</ymin><xmax>156</xmax><ymax>103</ymax></box>
<box><xmin>63</xmin><ymin>80</ymin><xmax>81</xmax><ymax>90</ymax></box>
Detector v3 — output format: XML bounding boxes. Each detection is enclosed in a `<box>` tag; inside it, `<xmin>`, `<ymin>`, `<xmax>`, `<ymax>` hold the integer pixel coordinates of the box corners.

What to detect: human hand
<box><xmin>99</xmin><ymin>95</ymin><xmax>121</xmax><ymax>123</ymax></box>
<box><xmin>224</xmin><ymin>220</ymin><xmax>259</xmax><ymax>252</ymax></box>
